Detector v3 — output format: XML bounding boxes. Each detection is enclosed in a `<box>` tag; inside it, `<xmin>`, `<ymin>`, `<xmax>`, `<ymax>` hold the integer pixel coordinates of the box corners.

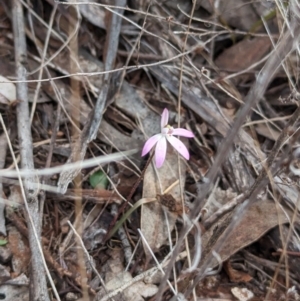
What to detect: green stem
<box><xmin>104</xmin><ymin>151</ymin><xmax>155</xmax><ymax>242</ymax></box>
<box><xmin>107</xmin><ymin>198</ymin><xmax>156</xmax><ymax>239</ymax></box>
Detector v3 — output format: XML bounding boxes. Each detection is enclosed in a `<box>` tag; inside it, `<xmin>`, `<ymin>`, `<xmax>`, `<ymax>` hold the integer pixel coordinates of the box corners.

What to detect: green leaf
<box><xmin>108</xmin><ymin>198</ymin><xmax>156</xmax><ymax>239</ymax></box>
<box><xmin>89</xmin><ymin>170</ymin><xmax>109</xmax><ymax>190</ymax></box>
<box><xmin>0</xmin><ymin>239</ymin><xmax>7</xmax><ymax>246</ymax></box>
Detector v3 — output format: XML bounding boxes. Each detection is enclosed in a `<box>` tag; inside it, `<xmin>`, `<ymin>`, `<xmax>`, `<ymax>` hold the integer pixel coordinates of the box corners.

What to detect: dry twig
<box><xmin>11</xmin><ymin>1</ymin><xmax>51</xmax><ymax>300</ymax></box>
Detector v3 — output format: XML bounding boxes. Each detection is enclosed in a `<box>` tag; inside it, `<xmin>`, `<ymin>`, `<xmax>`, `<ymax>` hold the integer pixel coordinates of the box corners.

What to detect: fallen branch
<box><xmin>12</xmin><ymin>1</ymin><xmax>51</xmax><ymax>300</ymax></box>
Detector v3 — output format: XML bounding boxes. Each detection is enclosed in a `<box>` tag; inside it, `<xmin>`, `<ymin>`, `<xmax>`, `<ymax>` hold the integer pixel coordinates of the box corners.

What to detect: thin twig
<box><xmin>67</xmin><ymin>221</ymin><xmax>110</xmax><ymax>298</ymax></box>
<box><xmin>0</xmin><ymin>133</ymin><xmax>8</xmax><ymax>236</ymax></box>
<box><xmin>0</xmin><ymin>149</ymin><xmax>138</xmax><ymax>178</ymax></box>
<box><xmin>176</xmin><ymin>2</ymin><xmax>198</xmax><ymax>300</ymax></box>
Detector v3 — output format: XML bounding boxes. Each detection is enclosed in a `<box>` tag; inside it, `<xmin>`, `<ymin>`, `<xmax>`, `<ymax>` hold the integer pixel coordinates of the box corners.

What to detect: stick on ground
<box><xmin>12</xmin><ymin>1</ymin><xmax>51</xmax><ymax>300</ymax></box>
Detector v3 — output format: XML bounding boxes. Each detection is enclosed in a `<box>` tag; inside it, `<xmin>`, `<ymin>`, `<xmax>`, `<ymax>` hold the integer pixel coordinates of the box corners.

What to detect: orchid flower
<box><xmin>142</xmin><ymin>108</ymin><xmax>194</xmax><ymax>168</ymax></box>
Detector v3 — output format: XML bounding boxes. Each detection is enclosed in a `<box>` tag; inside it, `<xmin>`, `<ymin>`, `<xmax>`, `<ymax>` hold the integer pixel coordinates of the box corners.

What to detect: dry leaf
<box><xmin>255</xmin><ymin>123</ymin><xmax>280</xmax><ymax>141</ymax></box>
<box><xmin>96</xmin><ymin>249</ymin><xmax>158</xmax><ymax>301</ymax></box>
<box><xmin>200</xmin><ymin>0</ymin><xmax>272</xmax><ymax>31</ymax></box>
<box><xmin>73</xmin><ymin>0</ymin><xmax>106</xmax><ymax>30</ymax></box>
<box><xmin>0</xmin><ymin>274</ymin><xmax>29</xmax><ymax>301</ymax></box>
<box><xmin>7</xmin><ymin>226</ymin><xmax>30</xmax><ymax>275</ymax></box>
<box><xmin>141</xmin><ymin>146</ymin><xmax>187</xmax><ymax>258</ymax></box>
<box><xmin>215</xmin><ymin>37</ymin><xmax>271</xmax><ymax>73</ymax></box>
<box><xmin>201</xmin><ymin>199</ymin><xmax>292</xmax><ymax>268</ymax></box>
<box><xmin>105</xmin><ymin>271</ymin><xmax>158</xmax><ymax>301</ymax></box>
<box><xmin>223</xmin><ymin>261</ymin><xmax>252</xmax><ymax>283</ymax></box>
<box><xmin>0</xmin><ymin>75</ymin><xmax>16</xmax><ymax>104</ymax></box>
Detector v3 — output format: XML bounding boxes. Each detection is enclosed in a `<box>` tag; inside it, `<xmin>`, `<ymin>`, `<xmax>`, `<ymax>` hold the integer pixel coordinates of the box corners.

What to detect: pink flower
<box><xmin>142</xmin><ymin>108</ymin><xmax>194</xmax><ymax>168</ymax></box>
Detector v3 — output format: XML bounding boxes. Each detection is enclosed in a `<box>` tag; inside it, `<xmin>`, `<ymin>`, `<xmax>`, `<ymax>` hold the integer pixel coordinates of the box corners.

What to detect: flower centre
<box><xmin>162</xmin><ymin>125</ymin><xmax>174</xmax><ymax>135</ymax></box>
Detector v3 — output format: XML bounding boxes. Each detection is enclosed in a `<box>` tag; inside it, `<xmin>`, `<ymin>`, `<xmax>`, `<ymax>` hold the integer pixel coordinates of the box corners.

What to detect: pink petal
<box><xmin>141</xmin><ymin>134</ymin><xmax>162</xmax><ymax>157</ymax></box>
<box><xmin>161</xmin><ymin>108</ymin><xmax>169</xmax><ymax>129</ymax></box>
<box><xmin>167</xmin><ymin>136</ymin><xmax>190</xmax><ymax>160</ymax></box>
<box><xmin>172</xmin><ymin>128</ymin><xmax>194</xmax><ymax>138</ymax></box>
<box><xmin>155</xmin><ymin>137</ymin><xmax>167</xmax><ymax>168</ymax></box>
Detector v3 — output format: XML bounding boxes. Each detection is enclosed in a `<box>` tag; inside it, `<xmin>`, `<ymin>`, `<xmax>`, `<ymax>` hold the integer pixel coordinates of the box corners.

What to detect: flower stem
<box><xmin>107</xmin><ymin>197</ymin><xmax>156</xmax><ymax>239</ymax></box>
<box><xmin>126</xmin><ymin>151</ymin><xmax>154</xmax><ymax>201</ymax></box>
<box><xmin>103</xmin><ymin>151</ymin><xmax>154</xmax><ymax>242</ymax></box>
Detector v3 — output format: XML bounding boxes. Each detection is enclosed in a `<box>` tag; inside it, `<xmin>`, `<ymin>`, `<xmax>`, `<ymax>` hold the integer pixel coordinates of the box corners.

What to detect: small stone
<box><xmin>65</xmin><ymin>292</ymin><xmax>78</xmax><ymax>301</ymax></box>
<box><xmin>231</xmin><ymin>287</ymin><xmax>254</xmax><ymax>301</ymax></box>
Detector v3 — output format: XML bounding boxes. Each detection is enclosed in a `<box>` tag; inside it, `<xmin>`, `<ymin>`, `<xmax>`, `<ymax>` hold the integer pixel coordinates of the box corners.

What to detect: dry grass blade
<box><xmin>0</xmin><ymin>133</ymin><xmax>8</xmax><ymax>235</ymax></box>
